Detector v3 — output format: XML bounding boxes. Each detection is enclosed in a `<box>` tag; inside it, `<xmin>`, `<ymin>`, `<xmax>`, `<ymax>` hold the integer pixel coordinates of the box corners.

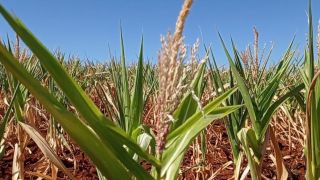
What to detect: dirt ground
<box><xmin>0</xmin><ymin>96</ymin><xmax>306</xmax><ymax>179</ymax></box>
<box><xmin>0</xmin><ymin>120</ymin><xmax>305</xmax><ymax>180</ymax></box>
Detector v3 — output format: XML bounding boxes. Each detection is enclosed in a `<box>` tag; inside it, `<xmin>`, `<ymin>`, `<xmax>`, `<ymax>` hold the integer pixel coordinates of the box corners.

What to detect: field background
<box><xmin>0</xmin><ymin>0</ymin><xmax>319</xmax><ymax>179</ymax></box>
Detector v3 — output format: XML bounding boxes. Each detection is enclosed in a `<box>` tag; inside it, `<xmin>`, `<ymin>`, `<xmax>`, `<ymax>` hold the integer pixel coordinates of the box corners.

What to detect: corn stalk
<box><xmin>302</xmin><ymin>0</ymin><xmax>320</xmax><ymax>179</ymax></box>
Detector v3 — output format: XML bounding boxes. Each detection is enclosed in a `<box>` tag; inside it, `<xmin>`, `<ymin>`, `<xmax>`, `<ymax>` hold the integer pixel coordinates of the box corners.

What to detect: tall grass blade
<box><xmin>120</xmin><ymin>30</ymin><xmax>131</xmax><ymax>133</ymax></box>
<box><xmin>0</xmin><ymin>4</ymin><xmax>159</xmax><ymax>170</ymax></box>
<box><xmin>129</xmin><ymin>38</ymin><xmax>144</xmax><ymax>136</ymax></box>
<box><xmin>0</xmin><ymin>43</ymin><xmax>134</xmax><ymax>179</ymax></box>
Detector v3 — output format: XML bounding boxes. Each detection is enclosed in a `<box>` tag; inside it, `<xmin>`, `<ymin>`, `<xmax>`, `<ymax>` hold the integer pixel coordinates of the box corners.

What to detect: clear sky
<box><xmin>0</xmin><ymin>0</ymin><xmax>319</xmax><ymax>65</ymax></box>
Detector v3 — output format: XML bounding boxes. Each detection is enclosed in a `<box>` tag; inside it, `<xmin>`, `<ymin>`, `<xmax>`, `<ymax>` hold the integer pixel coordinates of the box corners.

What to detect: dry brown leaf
<box><xmin>19</xmin><ymin>122</ymin><xmax>76</xmax><ymax>180</ymax></box>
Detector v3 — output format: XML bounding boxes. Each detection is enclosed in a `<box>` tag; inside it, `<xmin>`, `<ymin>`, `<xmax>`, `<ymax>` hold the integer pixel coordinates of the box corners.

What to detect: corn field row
<box><xmin>0</xmin><ymin>0</ymin><xmax>319</xmax><ymax>179</ymax></box>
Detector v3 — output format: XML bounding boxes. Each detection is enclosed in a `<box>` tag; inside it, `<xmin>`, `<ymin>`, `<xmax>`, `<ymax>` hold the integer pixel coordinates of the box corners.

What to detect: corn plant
<box><xmin>207</xmin><ymin>46</ymin><xmax>247</xmax><ymax>179</ymax></box>
<box><xmin>0</xmin><ymin>5</ymin><xmax>160</xmax><ymax>179</ymax></box>
<box><xmin>94</xmin><ymin>34</ymin><xmax>157</xmax><ymax>163</ymax></box>
<box><xmin>0</xmin><ymin>2</ymin><xmax>243</xmax><ymax>179</ymax></box>
<box><xmin>103</xmin><ymin>35</ymin><xmax>144</xmax><ymax>136</ymax></box>
<box><xmin>219</xmin><ymin>34</ymin><xmax>304</xmax><ymax>179</ymax></box>
<box><xmin>300</xmin><ymin>0</ymin><xmax>320</xmax><ymax>179</ymax></box>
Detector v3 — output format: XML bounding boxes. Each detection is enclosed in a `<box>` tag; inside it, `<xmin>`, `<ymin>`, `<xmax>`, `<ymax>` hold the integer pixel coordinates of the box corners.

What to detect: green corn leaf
<box><xmin>172</xmin><ymin>57</ymin><xmax>207</xmax><ymax>130</ymax></box>
<box><xmin>167</xmin><ymin>87</ymin><xmax>238</xmax><ymax>142</ymax></box>
<box><xmin>258</xmin><ymin>41</ymin><xmax>294</xmax><ymax>113</ymax></box>
<box><xmin>237</xmin><ymin>128</ymin><xmax>260</xmax><ymax>180</ymax></box>
<box><xmin>129</xmin><ymin>38</ymin><xmax>144</xmax><ymax>135</ymax></box>
<box><xmin>97</xmin><ymin>168</ymin><xmax>107</xmax><ymax>180</ymax></box>
<box><xmin>306</xmin><ymin>0</ymin><xmax>314</xmax><ymax>82</ymax></box>
<box><xmin>162</xmin><ymin>57</ymin><xmax>208</xmax><ymax>176</ymax></box>
<box><xmin>256</xmin><ymin>46</ymin><xmax>273</xmax><ymax>86</ymax></box>
<box><xmin>231</xmin><ymin>40</ymin><xmax>246</xmax><ymax>78</ymax></box>
<box><xmin>293</xmin><ymin>89</ymin><xmax>306</xmax><ymax>112</ymax></box>
<box><xmin>0</xmin><ymin>43</ymin><xmax>133</xmax><ymax>179</ymax></box>
<box><xmin>207</xmin><ymin>44</ymin><xmax>246</xmax><ymax>162</ymax></box>
<box><xmin>162</xmin><ymin>88</ymin><xmax>239</xmax><ymax>177</ymax></box>
<box><xmin>161</xmin><ymin>105</ymin><xmax>242</xmax><ymax>177</ymax></box>
<box><xmin>207</xmin><ymin>46</ymin><xmax>225</xmax><ymax>95</ymax></box>
<box><xmin>245</xmin><ymin>128</ymin><xmax>260</xmax><ymax>158</ymax></box>
<box><xmin>219</xmin><ymin>34</ymin><xmax>258</xmax><ymax>132</ymax></box>
<box><xmin>162</xmin><ymin>155</ymin><xmax>184</xmax><ymax>180</ymax></box>
<box><xmin>0</xmin><ymin>5</ymin><xmax>160</xmax><ymax>169</ymax></box>
<box><xmin>260</xmin><ymin>83</ymin><xmax>304</xmax><ymax>141</ymax></box>
<box><xmin>304</xmin><ymin>1</ymin><xmax>320</xmax><ymax>178</ymax></box>
<box><xmin>120</xmin><ymin>30</ymin><xmax>131</xmax><ymax>133</ymax></box>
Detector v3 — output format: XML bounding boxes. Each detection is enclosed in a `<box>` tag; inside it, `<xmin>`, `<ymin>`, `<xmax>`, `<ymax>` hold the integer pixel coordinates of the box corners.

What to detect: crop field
<box><xmin>0</xmin><ymin>0</ymin><xmax>319</xmax><ymax>179</ymax></box>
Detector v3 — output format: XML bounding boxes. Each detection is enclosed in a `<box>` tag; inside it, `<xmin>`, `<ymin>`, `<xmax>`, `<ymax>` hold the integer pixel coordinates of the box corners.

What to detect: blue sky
<box><xmin>0</xmin><ymin>0</ymin><xmax>319</xmax><ymax>65</ymax></box>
